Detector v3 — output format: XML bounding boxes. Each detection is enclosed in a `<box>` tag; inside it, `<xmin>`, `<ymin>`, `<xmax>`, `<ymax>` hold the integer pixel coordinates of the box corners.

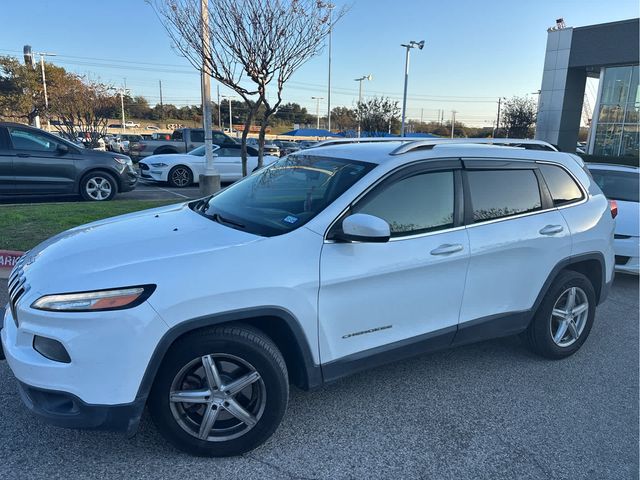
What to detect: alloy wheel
<box><xmin>171</xmin><ymin>168</ymin><xmax>191</xmax><ymax>187</ymax></box>
<box><xmin>169</xmin><ymin>353</ymin><xmax>266</xmax><ymax>442</ymax></box>
<box><xmin>550</xmin><ymin>286</ymin><xmax>589</xmax><ymax>347</ymax></box>
<box><xmin>85</xmin><ymin>176</ymin><xmax>112</xmax><ymax>201</ymax></box>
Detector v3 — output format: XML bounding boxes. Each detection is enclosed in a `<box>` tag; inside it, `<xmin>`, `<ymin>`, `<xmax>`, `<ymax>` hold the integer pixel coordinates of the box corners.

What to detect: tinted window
<box><xmin>172</xmin><ymin>130</ymin><xmax>183</xmax><ymax>141</ymax></box>
<box><xmin>199</xmin><ymin>155</ymin><xmax>375</xmax><ymax>236</ymax></box>
<box><xmin>190</xmin><ymin>130</ymin><xmax>204</xmax><ymax>143</ymax></box>
<box><xmin>467</xmin><ymin>170</ymin><xmax>541</xmax><ymax>222</ymax></box>
<box><xmin>539</xmin><ymin>164</ymin><xmax>583</xmax><ymax>205</ymax></box>
<box><xmin>354</xmin><ymin>171</ymin><xmax>454</xmax><ymax>237</ymax></box>
<box><xmin>8</xmin><ymin>128</ymin><xmax>59</xmax><ymax>152</ymax></box>
<box><xmin>589</xmin><ymin>169</ymin><xmax>639</xmax><ymax>203</ymax></box>
<box><xmin>213</xmin><ymin>133</ymin><xmax>230</xmax><ymax>144</ymax></box>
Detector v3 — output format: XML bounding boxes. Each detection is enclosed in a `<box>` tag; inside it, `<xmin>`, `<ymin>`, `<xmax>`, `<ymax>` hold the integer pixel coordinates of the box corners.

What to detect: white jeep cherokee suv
<box><xmin>2</xmin><ymin>139</ymin><xmax>615</xmax><ymax>457</ymax></box>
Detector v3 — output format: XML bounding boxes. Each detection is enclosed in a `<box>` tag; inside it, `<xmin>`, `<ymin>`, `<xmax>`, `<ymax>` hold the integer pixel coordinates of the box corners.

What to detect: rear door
<box><xmin>0</xmin><ymin>127</ymin><xmax>15</xmax><ymax>193</ymax></box>
<box><xmin>457</xmin><ymin>159</ymin><xmax>571</xmax><ymax>341</ymax></box>
<box><xmin>8</xmin><ymin>126</ymin><xmax>80</xmax><ymax>194</ymax></box>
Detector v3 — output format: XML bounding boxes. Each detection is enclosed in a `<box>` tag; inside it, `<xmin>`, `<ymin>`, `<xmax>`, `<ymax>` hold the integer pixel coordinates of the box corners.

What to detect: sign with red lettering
<box><xmin>0</xmin><ymin>250</ymin><xmax>24</xmax><ymax>270</ymax></box>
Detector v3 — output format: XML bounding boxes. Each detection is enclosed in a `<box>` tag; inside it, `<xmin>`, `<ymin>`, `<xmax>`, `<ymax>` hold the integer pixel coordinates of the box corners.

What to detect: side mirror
<box><xmin>56</xmin><ymin>143</ymin><xmax>69</xmax><ymax>155</ymax></box>
<box><xmin>334</xmin><ymin>213</ymin><xmax>391</xmax><ymax>243</ymax></box>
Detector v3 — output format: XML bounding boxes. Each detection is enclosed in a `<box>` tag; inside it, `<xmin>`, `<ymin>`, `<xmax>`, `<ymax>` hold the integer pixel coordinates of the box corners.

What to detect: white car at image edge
<box><xmin>587</xmin><ymin>163</ymin><xmax>639</xmax><ymax>274</ymax></box>
<box><xmin>2</xmin><ymin>139</ymin><xmax>615</xmax><ymax>457</ymax></box>
<box><xmin>139</xmin><ymin>144</ymin><xmax>279</xmax><ymax>186</ymax></box>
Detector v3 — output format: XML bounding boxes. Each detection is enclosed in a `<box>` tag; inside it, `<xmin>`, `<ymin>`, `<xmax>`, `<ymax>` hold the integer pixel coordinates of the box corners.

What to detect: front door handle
<box><xmin>16</xmin><ymin>153</ymin><xmax>30</xmax><ymax>158</ymax></box>
<box><xmin>539</xmin><ymin>225</ymin><xmax>564</xmax><ymax>235</ymax></box>
<box><xmin>430</xmin><ymin>243</ymin><xmax>464</xmax><ymax>256</ymax></box>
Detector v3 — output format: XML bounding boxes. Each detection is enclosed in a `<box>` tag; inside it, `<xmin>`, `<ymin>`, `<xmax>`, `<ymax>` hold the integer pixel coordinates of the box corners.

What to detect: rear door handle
<box><xmin>430</xmin><ymin>243</ymin><xmax>464</xmax><ymax>256</ymax></box>
<box><xmin>539</xmin><ymin>225</ymin><xmax>564</xmax><ymax>235</ymax></box>
<box><xmin>16</xmin><ymin>153</ymin><xmax>30</xmax><ymax>158</ymax></box>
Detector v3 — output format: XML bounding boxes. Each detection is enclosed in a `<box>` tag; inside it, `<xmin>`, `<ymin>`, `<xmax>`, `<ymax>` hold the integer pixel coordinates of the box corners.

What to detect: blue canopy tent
<box><xmin>281</xmin><ymin>128</ymin><xmax>340</xmax><ymax>137</ymax></box>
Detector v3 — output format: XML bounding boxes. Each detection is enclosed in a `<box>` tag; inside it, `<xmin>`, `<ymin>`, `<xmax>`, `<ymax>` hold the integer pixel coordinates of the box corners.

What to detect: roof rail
<box><xmin>389</xmin><ymin>138</ymin><xmax>558</xmax><ymax>155</ymax></box>
<box><xmin>312</xmin><ymin>137</ymin><xmax>413</xmax><ymax>148</ymax></box>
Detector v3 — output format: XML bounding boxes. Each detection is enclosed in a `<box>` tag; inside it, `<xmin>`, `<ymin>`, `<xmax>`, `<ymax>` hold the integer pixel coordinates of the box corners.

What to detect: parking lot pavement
<box><xmin>0</xmin><ymin>180</ymin><xmax>205</xmax><ymax>205</ymax></box>
<box><xmin>0</xmin><ymin>276</ymin><xmax>637</xmax><ymax>480</ymax></box>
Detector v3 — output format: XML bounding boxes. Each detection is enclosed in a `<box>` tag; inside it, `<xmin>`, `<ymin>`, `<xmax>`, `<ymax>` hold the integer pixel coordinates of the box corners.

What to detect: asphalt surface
<box><xmin>0</xmin><ymin>179</ymin><xmax>209</xmax><ymax>204</ymax></box>
<box><xmin>0</xmin><ymin>275</ymin><xmax>637</xmax><ymax>480</ymax></box>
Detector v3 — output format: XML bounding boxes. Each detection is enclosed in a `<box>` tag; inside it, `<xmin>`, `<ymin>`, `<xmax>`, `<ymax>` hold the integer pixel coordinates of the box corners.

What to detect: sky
<box><xmin>1</xmin><ymin>0</ymin><xmax>638</xmax><ymax>126</ymax></box>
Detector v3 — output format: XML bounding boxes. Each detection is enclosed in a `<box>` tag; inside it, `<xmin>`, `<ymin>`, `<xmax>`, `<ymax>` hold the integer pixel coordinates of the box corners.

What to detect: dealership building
<box><xmin>535</xmin><ymin>18</ymin><xmax>639</xmax><ymax>157</ymax></box>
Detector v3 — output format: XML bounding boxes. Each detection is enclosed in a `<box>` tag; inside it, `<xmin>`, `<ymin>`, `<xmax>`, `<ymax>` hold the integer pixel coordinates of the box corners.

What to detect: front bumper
<box><xmin>17</xmin><ymin>381</ymin><xmax>145</xmax><ymax>434</ymax></box>
<box><xmin>138</xmin><ymin>164</ymin><xmax>167</xmax><ymax>182</ymax></box>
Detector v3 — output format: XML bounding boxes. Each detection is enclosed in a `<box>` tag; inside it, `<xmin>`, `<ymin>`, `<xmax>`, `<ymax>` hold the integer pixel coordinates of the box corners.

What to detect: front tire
<box><xmin>168</xmin><ymin>165</ymin><xmax>193</xmax><ymax>188</ymax></box>
<box><xmin>524</xmin><ymin>270</ymin><xmax>596</xmax><ymax>359</ymax></box>
<box><xmin>148</xmin><ymin>324</ymin><xmax>289</xmax><ymax>457</ymax></box>
<box><xmin>80</xmin><ymin>171</ymin><xmax>117</xmax><ymax>201</ymax></box>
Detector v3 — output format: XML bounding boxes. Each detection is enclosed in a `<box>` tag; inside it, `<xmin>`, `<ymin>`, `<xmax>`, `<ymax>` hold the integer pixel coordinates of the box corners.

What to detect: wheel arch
<box><xmin>136</xmin><ymin>307</ymin><xmax>322</xmax><ymax>405</ymax></box>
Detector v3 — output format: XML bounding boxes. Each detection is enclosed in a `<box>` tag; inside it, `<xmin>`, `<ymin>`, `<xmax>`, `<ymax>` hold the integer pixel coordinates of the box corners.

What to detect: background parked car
<box><xmin>587</xmin><ymin>163</ymin><xmax>639</xmax><ymax>274</ymax></box>
<box><xmin>273</xmin><ymin>140</ymin><xmax>300</xmax><ymax>156</ymax></box>
<box><xmin>247</xmin><ymin>137</ymin><xmax>280</xmax><ymax>157</ymax></box>
<box><xmin>0</xmin><ymin>122</ymin><xmax>137</xmax><ymax>201</ymax></box>
<box><xmin>130</xmin><ymin>128</ymin><xmax>235</xmax><ymax>160</ymax></box>
<box><xmin>109</xmin><ymin>134</ymin><xmax>144</xmax><ymax>154</ymax></box>
<box><xmin>139</xmin><ymin>143</ymin><xmax>278</xmax><ymax>187</ymax></box>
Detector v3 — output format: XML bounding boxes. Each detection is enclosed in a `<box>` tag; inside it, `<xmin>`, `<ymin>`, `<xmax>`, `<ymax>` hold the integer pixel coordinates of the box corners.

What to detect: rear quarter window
<box><xmin>539</xmin><ymin>164</ymin><xmax>584</xmax><ymax>206</ymax></box>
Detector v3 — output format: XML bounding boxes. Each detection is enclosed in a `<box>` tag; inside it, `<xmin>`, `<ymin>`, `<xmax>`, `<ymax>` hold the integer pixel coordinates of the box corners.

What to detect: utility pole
<box><xmin>120</xmin><ymin>89</ymin><xmax>126</xmax><ymax>131</ymax></box>
<box><xmin>400</xmin><ymin>40</ymin><xmax>424</xmax><ymax>137</ymax></box>
<box><xmin>420</xmin><ymin>108</ymin><xmax>424</xmax><ymax>124</ymax></box>
<box><xmin>221</xmin><ymin>95</ymin><xmax>234</xmax><ymax>135</ymax></box>
<box><xmin>217</xmin><ymin>84</ymin><xmax>222</xmax><ymax>130</ymax></box>
<box><xmin>495</xmin><ymin>97</ymin><xmax>503</xmax><ymax>138</ymax></box>
<box><xmin>159</xmin><ymin>80</ymin><xmax>164</xmax><ymax>120</ymax></box>
<box><xmin>311</xmin><ymin>96</ymin><xmax>324</xmax><ymax>129</ymax></box>
<box><xmin>355</xmin><ymin>75</ymin><xmax>372</xmax><ymax>138</ymax></box>
<box><xmin>450</xmin><ymin>110</ymin><xmax>457</xmax><ymax>138</ymax></box>
<box><xmin>326</xmin><ymin>3</ymin><xmax>334</xmax><ymax>132</ymax></box>
<box><xmin>199</xmin><ymin>0</ymin><xmax>220</xmax><ymax>194</ymax></box>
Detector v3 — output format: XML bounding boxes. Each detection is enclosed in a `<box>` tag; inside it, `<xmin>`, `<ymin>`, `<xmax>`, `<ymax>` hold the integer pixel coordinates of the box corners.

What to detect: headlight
<box><xmin>150</xmin><ymin>162</ymin><xmax>168</xmax><ymax>167</ymax></box>
<box><xmin>31</xmin><ymin>285</ymin><xmax>155</xmax><ymax>312</ymax></box>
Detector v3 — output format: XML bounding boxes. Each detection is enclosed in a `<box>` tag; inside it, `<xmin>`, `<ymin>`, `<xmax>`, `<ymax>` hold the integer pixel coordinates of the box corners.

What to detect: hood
<box><xmin>21</xmin><ymin>203</ymin><xmax>260</xmax><ymax>294</ymax></box>
<box><xmin>615</xmin><ymin>200</ymin><xmax>639</xmax><ymax>237</ymax></box>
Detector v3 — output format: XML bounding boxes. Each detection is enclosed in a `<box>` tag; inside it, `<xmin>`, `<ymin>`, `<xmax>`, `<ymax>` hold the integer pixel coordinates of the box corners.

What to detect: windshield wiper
<box><xmin>210</xmin><ymin>212</ymin><xmax>246</xmax><ymax>229</ymax></box>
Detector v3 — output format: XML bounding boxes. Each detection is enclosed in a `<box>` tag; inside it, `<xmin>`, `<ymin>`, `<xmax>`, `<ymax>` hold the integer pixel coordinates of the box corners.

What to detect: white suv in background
<box><xmin>2</xmin><ymin>139</ymin><xmax>615</xmax><ymax>457</ymax></box>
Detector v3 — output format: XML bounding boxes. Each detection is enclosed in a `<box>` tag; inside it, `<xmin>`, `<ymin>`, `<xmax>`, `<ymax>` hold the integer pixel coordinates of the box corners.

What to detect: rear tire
<box><xmin>148</xmin><ymin>324</ymin><xmax>289</xmax><ymax>457</ymax></box>
<box><xmin>524</xmin><ymin>270</ymin><xmax>596</xmax><ymax>359</ymax></box>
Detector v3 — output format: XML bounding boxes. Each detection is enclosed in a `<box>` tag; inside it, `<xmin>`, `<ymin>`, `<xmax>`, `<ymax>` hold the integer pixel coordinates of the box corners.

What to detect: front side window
<box><xmin>212</xmin><ymin>133</ymin><xmax>230</xmax><ymax>144</ymax></box>
<box><xmin>196</xmin><ymin>155</ymin><xmax>375</xmax><ymax>236</ymax></box>
<box><xmin>353</xmin><ymin>171</ymin><xmax>455</xmax><ymax>237</ymax></box>
<box><xmin>8</xmin><ymin>128</ymin><xmax>59</xmax><ymax>152</ymax></box>
<box><xmin>467</xmin><ymin>169</ymin><xmax>542</xmax><ymax>222</ymax></box>
<box><xmin>539</xmin><ymin>164</ymin><xmax>584</xmax><ymax>206</ymax></box>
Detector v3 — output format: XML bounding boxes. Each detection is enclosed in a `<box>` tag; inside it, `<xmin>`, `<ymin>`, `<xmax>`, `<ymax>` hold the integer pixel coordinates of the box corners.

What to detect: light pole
<box><xmin>36</xmin><ymin>52</ymin><xmax>56</xmax><ymax>130</ymax></box>
<box><xmin>221</xmin><ymin>95</ymin><xmax>235</xmax><ymax>136</ymax></box>
<box><xmin>450</xmin><ymin>110</ymin><xmax>457</xmax><ymax>138</ymax></box>
<box><xmin>400</xmin><ymin>40</ymin><xmax>424</xmax><ymax>137</ymax></box>
<box><xmin>326</xmin><ymin>3</ymin><xmax>335</xmax><ymax>132</ymax></box>
<box><xmin>354</xmin><ymin>75</ymin><xmax>372</xmax><ymax>138</ymax></box>
<box><xmin>494</xmin><ymin>97</ymin><xmax>505</xmax><ymax>138</ymax></box>
<box><xmin>311</xmin><ymin>96</ymin><xmax>324</xmax><ymax>129</ymax></box>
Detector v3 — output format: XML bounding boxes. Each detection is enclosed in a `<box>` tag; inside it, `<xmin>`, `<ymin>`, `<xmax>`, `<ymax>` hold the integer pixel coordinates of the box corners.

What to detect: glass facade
<box><xmin>593</xmin><ymin>65</ymin><xmax>639</xmax><ymax>157</ymax></box>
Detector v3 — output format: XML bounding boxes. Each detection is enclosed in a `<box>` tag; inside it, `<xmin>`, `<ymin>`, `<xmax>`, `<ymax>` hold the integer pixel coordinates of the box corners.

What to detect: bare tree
<box><xmin>52</xmin><ymin>77</ymin><xmax>118</xmax><ymax>148</ymax></box>
<box><xmin>151</xmin><ymin>0</ymin><xmax>344</xmax><ymax>175</ymax></box>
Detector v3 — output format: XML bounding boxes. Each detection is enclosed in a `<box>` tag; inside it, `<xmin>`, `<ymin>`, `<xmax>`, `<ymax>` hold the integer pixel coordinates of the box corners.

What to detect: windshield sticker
<box><xmin>283</xmin><ymin>215</ymin><xmax>299</xmax><ymax>224</ymax></box>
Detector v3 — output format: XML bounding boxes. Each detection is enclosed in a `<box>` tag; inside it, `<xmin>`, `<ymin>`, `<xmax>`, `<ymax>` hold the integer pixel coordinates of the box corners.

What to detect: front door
<box><xmin>8</xmin><ymin>126</ymin><xmax>79</xmax><ymax>194</ymax></box>
<box><xmin>319</xmin><ymin>161</ymin><xmax>470</xmax><ymax>378</ymax></box>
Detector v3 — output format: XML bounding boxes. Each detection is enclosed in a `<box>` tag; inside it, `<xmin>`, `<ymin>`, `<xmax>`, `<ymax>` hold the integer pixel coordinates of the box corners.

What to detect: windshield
<box><xmin>193</xmin><ymin>155</ymin><xmax>375</xmax><ymax>236</ymax></box>
<box><xmin>590</xmin><ymin>169</ymin><xmax>639</xmax><ymax>203</ymax></box>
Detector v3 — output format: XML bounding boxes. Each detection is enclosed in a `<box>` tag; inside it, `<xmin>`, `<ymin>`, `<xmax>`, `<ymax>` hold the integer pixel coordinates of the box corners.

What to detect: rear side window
<box><xmin>467</xmin><ymin>169</ymin><xmax>542</xmax><ymax>222</ymax></box>
<box><xmin>354</xmin><ymin>171</ymin><xmax>455</xmax><ymax>237</ymax></box>
<box><xmin>539</xmin><ymin>164</ymin><xmax>584</xmax><ymax>206</ymax></box>
<box><xmin>190</xmin><ymin>131</ymin><xmax>204</xmax><ymax>143</ymax></box>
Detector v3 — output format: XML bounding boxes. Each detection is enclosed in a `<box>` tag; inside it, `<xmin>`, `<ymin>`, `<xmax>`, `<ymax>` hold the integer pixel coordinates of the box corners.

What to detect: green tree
<box><xmin>331</xmin><ymin>106</ymin><xmax>356</xmax><ymax>132</ymax></box>
<box><xmin>501</xmin><ymin>96</ymin><xmax>537</xmax><ymax>138</ymax></box>
<box><xmin>355</xmin><ymin>97</ymin><xmax>400</xmax><ymax>136</ymax></box>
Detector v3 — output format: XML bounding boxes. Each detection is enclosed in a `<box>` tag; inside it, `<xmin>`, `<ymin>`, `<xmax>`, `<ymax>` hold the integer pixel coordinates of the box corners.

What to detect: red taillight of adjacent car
<box><xmin>609</xmin><ymin>199</ymin><xmax>618</xmax><ymax>219</ymax></box>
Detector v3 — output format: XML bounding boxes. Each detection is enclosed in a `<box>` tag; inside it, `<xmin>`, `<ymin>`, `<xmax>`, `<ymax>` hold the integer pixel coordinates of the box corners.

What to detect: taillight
<box><xmin>609</xmin><ymin>199</ymin><xmax>618</xmax><ymax>219</ymax></box>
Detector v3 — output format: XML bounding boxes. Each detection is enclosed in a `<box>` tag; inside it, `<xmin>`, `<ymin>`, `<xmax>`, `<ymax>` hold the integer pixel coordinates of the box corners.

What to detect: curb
<box><xmin>0</xmin><ymin>250</ymin><xmax>24</xmax><ymax>280</ymax></box>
